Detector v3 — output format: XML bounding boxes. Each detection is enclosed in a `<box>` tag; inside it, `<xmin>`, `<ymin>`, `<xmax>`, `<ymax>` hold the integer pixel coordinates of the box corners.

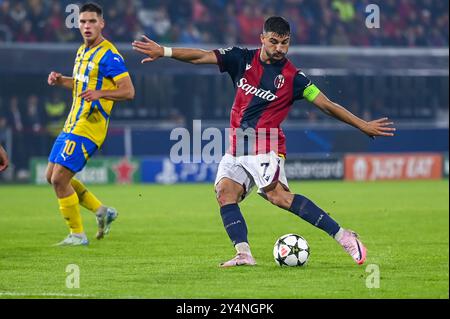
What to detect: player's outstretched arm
<box><xmin>312</xmin><ymin>92</ymin><xmax>396</xmax><ymax>138</ymax></box>
<box><xmin>79</xmin><ymin>76</ymin><xmax>135</xmax><ymax>102</ymax></box>
<box><xmin>132</xmin><ymin>36</ymin><xmax>217</xmax><ymax>65</ymax></box>
<box><xmin>0</xmin><ymin>145</ymin><xmax>9</xmax><ymax>172</ymax></box>
<box><xmin>48</xmin><ymin>71</ymin><xmax>73</xmax><ymax>90</ymax></box>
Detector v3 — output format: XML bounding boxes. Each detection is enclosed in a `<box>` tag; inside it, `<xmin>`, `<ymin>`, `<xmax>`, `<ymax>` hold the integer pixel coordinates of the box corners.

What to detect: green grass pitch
<box><xmin>0</xmin><ymin>180</ymin><xmax>448</xmax><ymax>298</ymax></box>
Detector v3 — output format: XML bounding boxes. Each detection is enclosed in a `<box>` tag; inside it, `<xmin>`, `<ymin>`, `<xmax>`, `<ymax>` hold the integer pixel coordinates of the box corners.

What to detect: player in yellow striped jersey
<box><xmin>46</xmin><ymin>2</ymin><xmax>135</xmax><ymax>246</ymax></box>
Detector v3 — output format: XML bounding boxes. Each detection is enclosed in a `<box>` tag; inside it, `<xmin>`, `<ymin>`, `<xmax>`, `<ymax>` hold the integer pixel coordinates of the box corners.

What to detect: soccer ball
<box><xmin>273</xmin><ymin>234</ymin><xmax>310</xmax><ymax>266</ymax></box>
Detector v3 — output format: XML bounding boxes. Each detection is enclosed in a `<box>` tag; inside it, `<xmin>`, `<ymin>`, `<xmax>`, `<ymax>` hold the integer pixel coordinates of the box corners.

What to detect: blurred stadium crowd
<box><xmin>0</xmin><ymin>0</ymin><xmax>448</xmax><ymax>46</ymax></box>
<box><xmin>0</xmin><ymin>0</ymin><xmax>448</xmax><ymax>176</ymax></box>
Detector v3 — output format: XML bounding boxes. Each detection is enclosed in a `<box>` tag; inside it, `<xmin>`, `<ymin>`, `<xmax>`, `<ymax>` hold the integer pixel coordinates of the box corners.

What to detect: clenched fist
<box><xmin>48</xmin><ymin>71</ymin><xmax>62</xmax><ymax>86</ymax></box>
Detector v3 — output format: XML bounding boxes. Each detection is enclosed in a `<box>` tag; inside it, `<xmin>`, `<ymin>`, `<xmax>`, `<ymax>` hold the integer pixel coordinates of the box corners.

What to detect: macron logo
<box><xmin>236</xmin><ymin>78</ymin><xmax>278</xmax><ymax>102</ymax></box>
<box><xmin>114</xmin><ymin>57</ymin><xmax>121</xmax><ymax>62</ymax></box>
<box><xmin>246</xmin><ymin>63</ymin><xmax>252</xmax><ymax>71</ymax></box>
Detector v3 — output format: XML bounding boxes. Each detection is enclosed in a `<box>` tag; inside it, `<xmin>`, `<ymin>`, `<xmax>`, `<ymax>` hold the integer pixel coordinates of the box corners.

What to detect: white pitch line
<box><xmin>0</xmin><ymin>292</ymin><xmax>96</xmax><ymax>298</ymax></box>
<box><xmin>0</xmin><ymin>291</ymin><xmax>144</xmax><ymax>299</ymax></box>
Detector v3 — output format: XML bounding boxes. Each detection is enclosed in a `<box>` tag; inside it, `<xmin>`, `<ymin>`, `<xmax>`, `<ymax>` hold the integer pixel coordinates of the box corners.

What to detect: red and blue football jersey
<box><xmin>213</xmin><ymin>47</ymin><xmax>320</xmax><ymax>156</ymax></box>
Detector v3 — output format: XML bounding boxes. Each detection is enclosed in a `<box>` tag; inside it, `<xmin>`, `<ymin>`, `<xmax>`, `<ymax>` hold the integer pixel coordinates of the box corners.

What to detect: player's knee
<box><xmin>266</xmin><ymin>193</ymin><xmax>281</xmax><ymax>206</ymax></box>
<box><xmin>215</xmin><ymin>185</ymin><xmax>239</xmax><ymax>207</ymax></box>
<box><xmin>215</xmin><ymin>188</ymin><xmax>233</xmax><ymax>207</ymax></box>
<box><xmin>50</xmin><ymin>174</ymin><xmax>67</xmax><ymax>191</ymax></box>
<box><xmin>50</xmin><ymin>175</ymin><xmax>61</xmax><ymax>188</ymax></box>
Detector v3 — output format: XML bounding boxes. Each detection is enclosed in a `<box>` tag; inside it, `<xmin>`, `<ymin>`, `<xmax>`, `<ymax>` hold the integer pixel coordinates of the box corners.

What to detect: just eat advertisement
<box><xmin>345</xmin><ymin>153</ymin><xmax>443</xmax><ymax>181</ymax></box>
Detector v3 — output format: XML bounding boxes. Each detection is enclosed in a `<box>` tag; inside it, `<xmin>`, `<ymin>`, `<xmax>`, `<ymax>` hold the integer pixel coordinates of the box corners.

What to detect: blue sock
<box><xmin>220</xmin><ymin>204</ymin><xmax>248</xmax><ymax>245</ymax></box>
<box><xmin>288</xmin><ymin>194</ymin><xmax>340</xmax><ymax>237</ymax></box>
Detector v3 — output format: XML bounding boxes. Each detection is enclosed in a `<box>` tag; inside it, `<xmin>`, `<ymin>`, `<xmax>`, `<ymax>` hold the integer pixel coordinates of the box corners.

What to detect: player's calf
<box><xmin>286</xmin><ymin>194</ymin><xmax>342</xmax><ymax>237</ymax></box>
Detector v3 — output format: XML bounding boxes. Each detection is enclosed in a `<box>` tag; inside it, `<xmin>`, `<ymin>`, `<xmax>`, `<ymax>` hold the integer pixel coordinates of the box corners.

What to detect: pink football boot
<box><xmin>220</xmin><ymin>252</ymin><xmax>257</xmax><ymax>267</ymax></box>
<box><xmin>337</xmin><ymin>229</ymin><xmax>367</xmax><ymax>265</ymax></box>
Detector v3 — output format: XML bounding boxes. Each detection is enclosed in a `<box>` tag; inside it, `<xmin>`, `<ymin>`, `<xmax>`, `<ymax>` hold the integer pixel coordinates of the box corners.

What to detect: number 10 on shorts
<box><xmin>63</xmin><ymin>140</ymin><xmax>77</xmax><ymax>156</ymax></box>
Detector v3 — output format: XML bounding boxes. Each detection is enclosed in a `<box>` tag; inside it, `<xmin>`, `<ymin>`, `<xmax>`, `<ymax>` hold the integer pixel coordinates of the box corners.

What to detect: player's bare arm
<box><xmin>47</xmin><ymin>71</ymin><xmax>73</xmax><ymax>90</ymax></box>
<box><xmin>132</xmin><ymin>36</ymin><xmax>217</xmax><ymax>65</ymax></box>
<box><xmin>312</xmin><ymin>92</ymin><xmax>396</xmax><ymax>138</ymax></box>
<box><xmin>0</xmin><ymin>145</ymin><xmax>8</xmax><ymax>172</ymax></box>
<box><xmin>78</xmin><ymin>76</ymin><xmax>135</xmax><ymax>102</ymax></box>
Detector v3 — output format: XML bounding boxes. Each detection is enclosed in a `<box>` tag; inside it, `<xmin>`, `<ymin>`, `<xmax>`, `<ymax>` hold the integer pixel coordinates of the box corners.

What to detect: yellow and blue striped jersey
<box><xmin>63</xmin><ymin>39</ymin><xmax>129</xmax><ymax>146</ymax></box>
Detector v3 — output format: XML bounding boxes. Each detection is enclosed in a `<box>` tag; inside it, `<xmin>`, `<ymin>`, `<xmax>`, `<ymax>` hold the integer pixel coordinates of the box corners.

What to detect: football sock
<box><xmin>58</xmin><ymin>192</ymin><xmax>83</xmax><ymax>234</ymax></box>
<box><xmin>235</xmin><ymin>242</ymin><xmax>252</xmax><ymax>255</ymax></box>
<box><xmin>220</xmin><ymin>204</ymin><xmax>248</xmax><ymax>246</ymax></box>
<box><xmin>71</xmin><ymin>178</ymin><xmax>103</xmax><ymax>213</ymax></box>
<box><xmin>334</xmin><ymin>228</ymin><xmax>345</xmax><ymax>241</ymax></box>
<box><xmin>288</xmin><ymin>194</ymin><xmax>340</xmax><ymax>237</ymax></box>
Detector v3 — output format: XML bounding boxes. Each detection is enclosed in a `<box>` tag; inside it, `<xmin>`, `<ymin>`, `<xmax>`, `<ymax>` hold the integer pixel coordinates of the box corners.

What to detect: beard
<box><xmin>265</xmin><ymin>49</ymin><xmax>285</xmax><ymax>61</ymax></box>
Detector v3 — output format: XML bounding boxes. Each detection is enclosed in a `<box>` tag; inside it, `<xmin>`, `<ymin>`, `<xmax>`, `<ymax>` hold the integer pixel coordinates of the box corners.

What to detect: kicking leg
<box><xmin>264</xmin><ymin>182</ymin><xmax>366</xmax><ymax>265</ymax></box>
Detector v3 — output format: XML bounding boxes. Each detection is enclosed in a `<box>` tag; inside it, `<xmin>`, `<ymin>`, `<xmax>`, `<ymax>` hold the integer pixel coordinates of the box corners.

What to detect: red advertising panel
<box><xmin>345</xmin><ymin>153</ymin><xmax>442</xmax><ymax>181</ymax></box>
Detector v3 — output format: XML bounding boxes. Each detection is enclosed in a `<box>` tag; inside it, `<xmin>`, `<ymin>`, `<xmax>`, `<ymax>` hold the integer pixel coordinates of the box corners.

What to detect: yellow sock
<box><xmin>58</xmin><ymin>192</ymin><xmax>83</xmax><ymax>234</ymax></box>
<box><xmin>71</xmin><ymin>178</ymin><xmax>102</xmax><ymax>213</ymax></box>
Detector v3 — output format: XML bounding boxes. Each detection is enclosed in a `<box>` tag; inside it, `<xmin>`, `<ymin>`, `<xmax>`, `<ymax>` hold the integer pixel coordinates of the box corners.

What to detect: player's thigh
<box><xmin>48</xmin><ymin>132</ymin><xmax>66</xmax><ymax>167</ymax></box>
<box><xmin>277</xmin><ymin>156</ymin><xmax>289</xmax><ymax>191</ymax></box>
<box><xmin>51</xmin><ymin>133</ymin><xmax>98</xmax><ymax>174</ymax></box>
<box><xmin>46</xmin><ymin>162</ymin><xmax>55</xmax><ymax>184</ymax></box>
<box><xmin>239</xmin><ymin>151</ymin><xmax>288</xmax><ymax>190</ymax></box>
<box><xmin>258</xmin><ymin>154</ymin><xmax>290</xmax><ymax>199</ymax></box>
<box><xmin>47</xmin><ymin>133</ymin><xmax>68</xmax><ymax>185</ymax></box>
<box><xmin>214</xmin><ymin>154</ymin><xmax>253</xmax><ymax>204</ymax></box>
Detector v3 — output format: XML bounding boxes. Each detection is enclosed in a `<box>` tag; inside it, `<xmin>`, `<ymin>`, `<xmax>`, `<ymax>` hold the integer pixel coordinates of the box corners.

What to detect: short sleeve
<box><xmin>293</xmin><ymin>71</ymin><xmax>321</xmax><ymax>102</ymax></box>
<box><xmin>213</xmin><ymin>47</ymin><xmax>246</xmax><ymax>79</ymax></box>
<box><xmin>99</xmin><ymin>50</ymin><xmax>129</xmax><ymax>82</ymax></box>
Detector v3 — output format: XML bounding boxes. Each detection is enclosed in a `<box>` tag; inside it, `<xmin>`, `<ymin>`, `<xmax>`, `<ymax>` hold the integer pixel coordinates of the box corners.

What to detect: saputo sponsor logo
<box><xmin>237</xmin><ymin>78</ymin><xmax>278</xmax><ymax>101</ymax></box>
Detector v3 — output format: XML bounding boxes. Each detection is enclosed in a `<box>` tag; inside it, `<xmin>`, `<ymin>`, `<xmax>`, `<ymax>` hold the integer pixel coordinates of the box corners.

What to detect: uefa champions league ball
<box><xmin>273</xmin><ymin>234</ymin><xmax>310</xmax><ymax>266</ymax></box>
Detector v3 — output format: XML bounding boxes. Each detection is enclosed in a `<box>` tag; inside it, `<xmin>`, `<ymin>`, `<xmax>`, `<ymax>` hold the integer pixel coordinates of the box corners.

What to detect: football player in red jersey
<box><xmin>133</xmin><ymin>16</ymin><xmax>395</xmax><ymax>267</ymax></box>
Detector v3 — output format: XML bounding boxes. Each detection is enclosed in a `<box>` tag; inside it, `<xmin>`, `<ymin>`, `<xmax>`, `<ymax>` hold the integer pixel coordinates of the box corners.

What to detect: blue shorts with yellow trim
<box><xmin>48</xmin><ymin>132</ymin><xmax>98</xmax><ymax>173</ymax></box>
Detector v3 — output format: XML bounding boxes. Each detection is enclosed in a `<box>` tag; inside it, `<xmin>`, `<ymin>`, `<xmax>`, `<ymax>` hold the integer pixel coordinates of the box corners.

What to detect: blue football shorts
<box><xmin>48</xmin><ymin>132</ymin><xmax>98</xmax><ymax>173</ymax></box>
